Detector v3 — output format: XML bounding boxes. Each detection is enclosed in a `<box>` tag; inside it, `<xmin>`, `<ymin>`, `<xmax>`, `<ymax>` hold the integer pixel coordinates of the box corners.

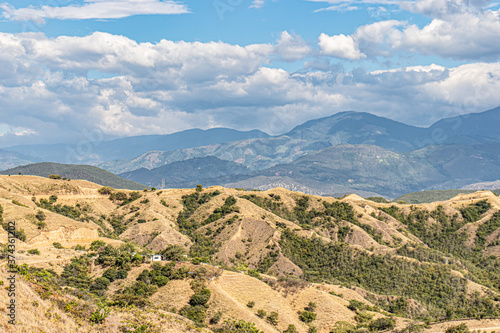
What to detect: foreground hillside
<box><xmin>1</xmin><ymin>176</ymin><xmax>500</xmax><ymax>332</ymax></box>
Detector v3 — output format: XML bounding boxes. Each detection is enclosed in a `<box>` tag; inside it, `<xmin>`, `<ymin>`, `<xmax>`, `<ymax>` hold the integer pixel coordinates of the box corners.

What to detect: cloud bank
<box><xmin>0</xmin><ymin>30</ymin><xmax>499</xmax><ymax>146</ymax></box>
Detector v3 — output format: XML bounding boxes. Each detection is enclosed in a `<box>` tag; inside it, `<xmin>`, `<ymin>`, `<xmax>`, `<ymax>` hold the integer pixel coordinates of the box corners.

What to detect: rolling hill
<box><xmin>0</xmin><ymin>162</ymin><xmax>145</xmax><ymax>190</ymax></box>
<box><xmin>1</xmin><ymin>176</ymin><xmax>500</xmax><ymax>332</ymax></box>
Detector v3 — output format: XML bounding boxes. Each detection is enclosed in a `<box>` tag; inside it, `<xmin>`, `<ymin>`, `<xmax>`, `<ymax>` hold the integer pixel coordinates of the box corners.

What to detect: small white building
<box><xmin>151</xmin><ymin>255</ymin><xmax>163</xmax><ymax>262</ymax></box>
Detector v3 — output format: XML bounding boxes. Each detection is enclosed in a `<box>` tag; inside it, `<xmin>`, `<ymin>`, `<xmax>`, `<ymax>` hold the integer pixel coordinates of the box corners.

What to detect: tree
<box><xmin>90</xmin><ymin>277</ymin><xmax>111</xmax><ymax>291</ymax></box>
<box><xmin>98</xmin><ymin>186</ymin><xmax>114</xmax><ymax>195</ymax></box>
<box><xmin>299</xmin><ymin>310</ymin><xmax>316</xmax><ymax>323</ymax></box>
<box><xmin>160</xmin><ymin>244</ymin><xmax>187</xmax><ymax>261</ymax></box>
<box><xmin>102</xmin><ymin>268</ymin><xmax>117</xmax><ymax>282</ymax></box>
<box><xmin>284</xmin><ymin>325</ymin><xmax>298</xmax><ymax>333</ymax></box>
<box><xmin>445</xmin><ymin>324</ymin><xmax>470</xmax><ymax>333</ymax></box>
<box><xmin>217</xmin><ymin>319</ymin><xmax>264</xmax><ymax>333</ymax></box>
<box><xmin>266</xmin><ymin>311</ymin><xmax>279</xmax><ymax>326</ymax></box>
<box><xmin>35</xmin><ymin>210</ymin><xmax>46</xmax><ymax>222</ymax></box>
<box><xmin>369</xmin><ymin>317</ymin><xmax>395</xmax><ymax>331</ymax></box>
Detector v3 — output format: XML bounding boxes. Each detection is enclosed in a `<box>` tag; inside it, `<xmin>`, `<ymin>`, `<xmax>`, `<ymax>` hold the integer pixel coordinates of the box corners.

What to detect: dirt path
<box><xmin>427</xmin><ymin>319</ymin><xmax>500</xmax><ymax>333</ymax></box>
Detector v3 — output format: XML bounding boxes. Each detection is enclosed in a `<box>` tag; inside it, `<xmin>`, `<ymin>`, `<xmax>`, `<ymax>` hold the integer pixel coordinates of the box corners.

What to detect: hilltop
<box><xmin>1</xmin><ymin>176</ymin><xmax>500</xmax><ymax>332</ymax></box>
<box><xmin>0</xmin><ymin>162</ymin><xmax>146</xmax><ymax>190</ymax></box>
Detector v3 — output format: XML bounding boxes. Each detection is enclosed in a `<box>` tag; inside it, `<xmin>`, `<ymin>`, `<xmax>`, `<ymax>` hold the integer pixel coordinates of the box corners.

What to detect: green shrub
<box><xmin>75</xmin><ymin>244</ymin><xmax>86</xmax><ymax>251</ymax></box>
<box><xmin>368</xmin><ymin>317</ymin><xmax>395</xmax><ymax>331</ymax></box>
<box><xmin>366</xmin><ymin>197</ymin><xmax>390</xmax><ymax>203</ymax></box>
<box><xmin>53</xmin><ymin>242</ymin><xmax>64</xmax><ymax>249</ymax></box>
<box><xmin>160</xmin><ymin>244</ymin><xmax>187</xmax><ymax>261</ymax></box>
<box><xmin>330</xmin><ymin>321</ymin><xmax>355</xmax><ymax>333</ymax></box>
<box><xmin>90</xmin><ymin>240</ymin><xmax>106</xmax><ymax>251</ymax></box>
<box><xmin>445</xmin><ymin>324</ymin><xmax>470</xmax><ymax>333</ymax></box>
<box><xmin>12</xmin><ymin>200</ymin><xmax>28</xmax><ymax>207</ymax></box>
<box><xmin>284</xmin><ymin>324</ymin><xmax>299</xmax><ymax>333</ymax></box>
<box><xmin>210</xmin><ymin>311</ymin><xmax>223</xmax><ymax>324</ymax></box>
<box><xmin>299</xmin><ymin>310</ymin><xmax>316</xmax><ymax>323</ymax></box>
<box><xmin>98</xmin><ymin>187</ymin><xmax>114</xmax><ymax>195</ymax></box>
<box><xmin>256</xmin><ymin>309</ymin><xmax>266</xmax><ymax>318</ymax></box>
<box><xmin>354</xmin><ymin>311</ymin><xmax>373</xmax><ymax>323</ymax></box>
<box><xmin>102</xmin><ymin>268</ymin><xmax>117</xmax><ymax>282</ymax></box>
<box><xmin>89</xmin><ymin>304</ymin><xmax>110</xmax><ymax>325</ymax></box>
<box><xmin>189</xmin><ymin>288</ymin><xmax>211</xmax><ymax>307</ymax></box>
<box><xmin>247</xmin><ymin>301</ymin><xmax>255</xmax><ymax>308</ymax></box>
<box><xmin>28</xmin><ymin>249</ymin><xmax>40</xmax><ymax>255</ymax></box>
<box><xmin>217</xmin><ymin>319</ymin><xmax>264</xmax><ymax>333</ymax></box>
<box><xmin>266</xmin><ymin>311</ymin><xmax>279</xmax><ymax>326</ymax></box>
<box><xmin>179</xmin><ymin>305</ymin><xmax>206</xmax><ymax>326</ymax></box>
<box><xmin>116</xmin><ymin>269</ymin><xmax>128</xmax><ymax>280</ymax></box>
<box><xmin>90</xmin><ymin>277</ymin><xmax>111</xmax><ymax>291</ymax></box>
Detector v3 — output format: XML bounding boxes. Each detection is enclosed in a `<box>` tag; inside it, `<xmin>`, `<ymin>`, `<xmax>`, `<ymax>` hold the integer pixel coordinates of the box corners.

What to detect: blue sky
<box><xmin>1</xmin><ymin>0</ymin><xmax>500</xmax><ymax>146</ymax></box>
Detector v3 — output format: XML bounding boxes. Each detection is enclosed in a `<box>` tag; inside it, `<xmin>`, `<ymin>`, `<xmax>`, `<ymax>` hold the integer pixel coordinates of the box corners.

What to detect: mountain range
<box><xmin>2</xmin><ymin>107</ymin><xmax>500</xmax><ymax>198</ymax></box>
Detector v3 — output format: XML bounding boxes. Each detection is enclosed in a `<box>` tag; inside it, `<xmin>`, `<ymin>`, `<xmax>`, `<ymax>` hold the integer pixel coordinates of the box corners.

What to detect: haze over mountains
<box><xmin>2</xmin><ymin>107</ymin><xmax>500</xmax><ymax>198</ymax></box>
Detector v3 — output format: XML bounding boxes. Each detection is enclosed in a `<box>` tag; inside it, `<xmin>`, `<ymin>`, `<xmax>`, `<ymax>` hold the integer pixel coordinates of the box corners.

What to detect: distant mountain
<box><xmin>3</xmin><ymin>128</ymin><xmax>270</xmax><ymax>164</ymax></box>
<box><xmin>245</xmin><ymin>144</ymin><xmax>442</xmax><ymax>198</ymax></box>
<box><xmin>428</xmin><ymin>106</ymin><xmax>500</xmax><ymax>145</ymax></box>
<box><xmin>462</xmin><ymin>180</ymin><xmax>500</xmax><ymax>191</ymax></box>
<box><xmin>0</xmin><ymin>162</ymin><xmax>145</xmax><ymax>190</ymax></box>
<box><xmin>284</xmin><ymin>111</ymin><xmax>427</xmax><ymax>152</ymax></box>
<box><xmin>3</xmin><ymin>107</ymin><xmax>500</xmax><ymax>198</ymax></box>
<box><xmin>223</xmin><ymin>142</ymin><xmax>500</xmax><ymax>198</ymax></box>
<box><xmin>100</xmin><ymin>135</ymin><xmax>313</xmax><ymax>174</ymax></box>
<box><xmin>117</xmin><ymin>142</ymin><xmax>500</xmax><ymax>198</ymax></box>
<box><xmin>119</xmin><ymin>156</ymin><xmax>249</xmax><ymax>189</ymax></box>
<box><xmin>0</xmin><ymin>149</ymin><xmax>37</xmax><ymax>171</ymax></box>
<box><xmin>102</xmin><ymin>107</ymin><xmax>500</xmax><ymax>175</ymax></box>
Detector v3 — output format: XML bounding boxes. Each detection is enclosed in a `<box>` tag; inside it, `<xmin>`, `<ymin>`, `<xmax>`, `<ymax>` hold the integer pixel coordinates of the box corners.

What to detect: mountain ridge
<box><xmin>0</xmin><ymin>162</ymin><xmax>145</xmax><ymax>190</ymax></box>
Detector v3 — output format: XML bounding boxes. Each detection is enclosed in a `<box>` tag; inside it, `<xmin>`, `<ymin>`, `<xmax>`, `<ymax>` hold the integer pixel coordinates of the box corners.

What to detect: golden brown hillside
<box><xmin>1</xmin><ymin>175</ymin><xmax>500</xmax><ymax>332</ymax></box>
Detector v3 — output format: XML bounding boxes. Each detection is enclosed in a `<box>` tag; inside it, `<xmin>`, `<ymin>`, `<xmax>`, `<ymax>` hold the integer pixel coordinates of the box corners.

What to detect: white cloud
<box><xmin>389</xmin><ymin>9</ymin><xmax>500</xmax><ymax>60</ymax></box>
<box><xmin>273</xmin><ymin>31</ymin><xmax>312</xmax><ymax>62</ymax></box>
<box><xmin>1</xmin><ymin>31</ymin><xmax>500</xmax><ymax>147</ymax></box>
<box><xmin>250</xmin><ymin>0</ymin><xmax>265</xmax><ymax>9</ymax></box>
<box><xmin>316</xmin><ymin>3</ymin><xmax>500</xmax><ymax>61</ymax></box>
<box><xmin>400</xmin><ymin>0</ymin><xmax>493</xmax><ymax>17</ymax></box>
<box><xmin>0</xmin><ymin>0</ymin><xmax>189</xmax><ymax>22</ymax></box>
<box><xmin>318</xmin><ymin>33</ymin><xmax>366</xmax><ymax>60</ymax></box>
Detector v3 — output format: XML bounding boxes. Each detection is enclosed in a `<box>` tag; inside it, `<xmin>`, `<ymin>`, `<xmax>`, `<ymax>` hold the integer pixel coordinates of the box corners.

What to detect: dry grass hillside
<box><xmin>0</xmin><ymin>175</ymin><xmax>500</xmax><ymax>332</ymax></box>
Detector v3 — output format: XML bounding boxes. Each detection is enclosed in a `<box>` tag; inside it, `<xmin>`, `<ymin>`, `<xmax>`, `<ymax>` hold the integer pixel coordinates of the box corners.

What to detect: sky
<box><xmin>0</xmin><ymin>0</ymin><xmax>500</xmax><ymax>147</ymax></box>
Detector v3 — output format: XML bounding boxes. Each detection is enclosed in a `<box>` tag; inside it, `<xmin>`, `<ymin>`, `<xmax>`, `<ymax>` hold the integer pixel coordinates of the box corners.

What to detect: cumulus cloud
<box><xmin>389</xmin><ymin>9</ymin><xmax>500</xmax><ymax>60</ymax></box>
<box><xmin>0</xmin><ymin>31</ymin><xmax>500</xmax><ymax>147</ymax></box>
<box><xmin>318</xmin><ymin>33</ymin><xmax>366</xmax><ymax>60</ymax></box>
<box><xmin>273</xmin><ymin>31</ymin><xmax>312</xmax><ymax>62</ymax></box>
<box><xmin>316</xmin><ymin>1</ymin><xmax>500</xmax><ymax>61</ymax></box>
<box><xmin>0</xmin><ymin>0</ymin><xmax>189</xmax><ymax>22</ymax></box>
